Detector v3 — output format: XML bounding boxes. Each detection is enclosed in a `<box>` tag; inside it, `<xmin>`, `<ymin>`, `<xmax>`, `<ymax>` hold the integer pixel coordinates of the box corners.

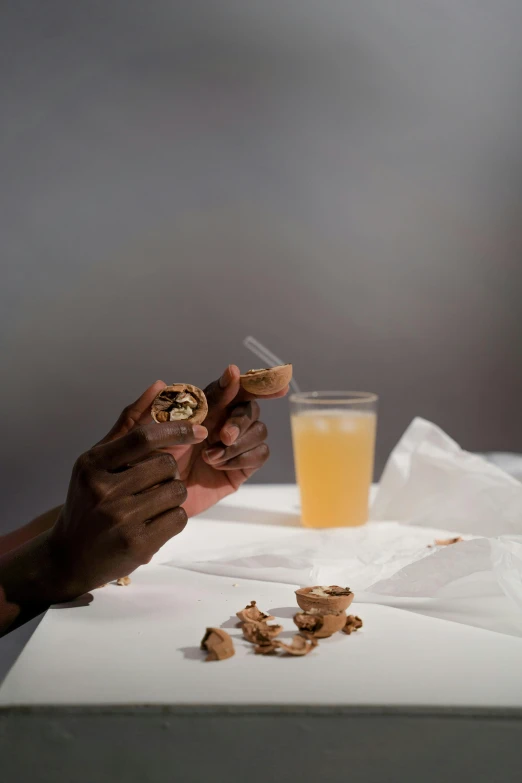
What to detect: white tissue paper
<box><xmin>165</xmin><ymin>418</ymin><xmax>522</xmax><ymax>632</ymax></box>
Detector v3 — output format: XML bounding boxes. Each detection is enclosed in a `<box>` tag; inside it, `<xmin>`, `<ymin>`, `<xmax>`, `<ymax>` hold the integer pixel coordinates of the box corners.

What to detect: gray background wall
<box><xmin>2</xmin><ymin>0</ymin><xmax>522</xmax><ymax>535</ymax></box>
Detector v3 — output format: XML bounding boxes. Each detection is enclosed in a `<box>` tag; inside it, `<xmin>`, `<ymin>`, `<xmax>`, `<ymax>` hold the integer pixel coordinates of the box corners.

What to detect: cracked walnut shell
<box><xmin>254</xmin><ymin>635</ymin><xmax>318</xmax><ymax>656</ymax></box>
<box><xmin>242</xmin><ymin>621</ymin><xmax>283</xmax><ymax>644</ymax></box>
<box><xmin>293</xmin><ymin>609</ymin><xmax>347</xmax><ymax>639</ymax></box>
<box><xmin>200</xmin><ymin>628</ymin><xmax>235</xmax><ymax>661</ymax></box>
<box><xmin>295</xmin><ymin>586</ymin><xmax>354</xmax><ymax>613</ymax></box>
<box><xmin>151</xmin><ymin>384</ymin><xmax>208</xmax><ymax>425</ymax></box>
<box><xmin>236</xmin><ymin>601</ymin><xmax>275</xmax><ymax>625</ymax></box>
<box><xmin>239</xmin><ymin>364</ymin><xmax>292</xmax><ymax>395</ymax></box>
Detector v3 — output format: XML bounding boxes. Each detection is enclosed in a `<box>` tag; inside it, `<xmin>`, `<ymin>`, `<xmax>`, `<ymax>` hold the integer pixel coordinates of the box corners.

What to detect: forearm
<box><xmin>0</xmin><ymin>505</ymin><xmax>63</xmax><ymax>557</ymax></box>
<box><xmin>0</xmin><ymin>532</ymin><xmax>60</xmax><ymax>637</ymax></box>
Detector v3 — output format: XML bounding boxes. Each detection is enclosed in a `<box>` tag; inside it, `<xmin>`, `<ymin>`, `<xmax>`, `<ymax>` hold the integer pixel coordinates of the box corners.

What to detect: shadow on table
<box><xmin>268</xmin><ymin>606</ymin><xmax>298</xmax><ymax>619</ymax></box>
<box><xmin>196</xmin><ymin>505</ymin><xmax>301</xmax><ymax>527</ymax></box>
<box><xmin>52</xmin><ymin>593</ymin><xmax>94</xmax><ymax>609</ymax></box>
<box><xmin>179</xmin><ymin>646</ymin><xmax>205</xmax><ymax>661</ymax></box>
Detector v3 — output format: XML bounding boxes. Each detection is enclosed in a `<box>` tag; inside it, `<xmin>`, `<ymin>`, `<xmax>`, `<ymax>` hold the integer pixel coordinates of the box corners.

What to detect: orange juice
<box><xmin>291</xmin><ymin>410</ymin><xmax>377</xmax><ymax>528</ymax></box>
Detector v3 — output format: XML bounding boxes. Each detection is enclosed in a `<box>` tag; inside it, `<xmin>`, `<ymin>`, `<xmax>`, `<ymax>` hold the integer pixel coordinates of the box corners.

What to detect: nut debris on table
<box><xmin>254</xmin><ymin>635</ymin><xmax>318</xmax><ymax>656</ymax></box>
<box><xmin>236</xmin><ymin>600</ymin><xmax>275</xmax><ymax>624</ymax></box>
<box><xmin>201</xmin><ymin>628</ymin><xmax>235</xmax><ymax>661</ymax></box>
<box><xmin>343</xmin><ymin>616</ymin><xmax>363</xmax><ymax>635</ymax></box>
<box><xmin>200</xmin><ymin>589</ymin><xmax>363</xmax><ymax>662</ymax></box>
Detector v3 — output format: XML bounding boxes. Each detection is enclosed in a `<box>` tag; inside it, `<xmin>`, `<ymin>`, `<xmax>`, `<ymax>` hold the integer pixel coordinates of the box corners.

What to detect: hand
<box><xmin>100</xmin><ymin>366</ymin><xmax>288</xmax><ymax>517</ymax></box>
<box><xmin>47</xmin><ymin>420</ymin><xmax>206</xmax><ymax>599</ymax></box>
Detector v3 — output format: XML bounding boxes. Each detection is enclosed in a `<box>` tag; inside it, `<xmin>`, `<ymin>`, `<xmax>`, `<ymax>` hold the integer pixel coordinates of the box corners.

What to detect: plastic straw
<box><xmin>243</xmin><ymin>336</ymin><xmax>301</xmax><ymax>394</ymax></box>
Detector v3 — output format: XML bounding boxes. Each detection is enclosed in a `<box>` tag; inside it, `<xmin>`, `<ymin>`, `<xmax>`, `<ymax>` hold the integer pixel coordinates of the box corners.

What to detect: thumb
<box><xmin>203</xmin><ymin>365</ymin><xmax>241</xmax><ymax>427</ymax></box>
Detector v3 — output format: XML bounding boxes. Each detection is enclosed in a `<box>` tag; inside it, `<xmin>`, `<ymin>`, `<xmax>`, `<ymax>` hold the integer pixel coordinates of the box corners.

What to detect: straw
<box><xmin>243</xmin><ymin>336</ymin><xmax>301</xmax><ymax>394</ymax></box>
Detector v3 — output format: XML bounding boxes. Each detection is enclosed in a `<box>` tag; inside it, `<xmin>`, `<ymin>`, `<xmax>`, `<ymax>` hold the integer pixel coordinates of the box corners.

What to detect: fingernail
<box><xmin>219</xmin><ymin>366</ymin><xmax>232</xmax><ymax>388</ymax></box>
<box><xmin>193</xmin><ymin>425</ymin><xmax>208</xmax><ymax>439</ymax></box>
<box><xmin>224</xmin><ymin>425</ymin><xmax>240</xmax><ymax>443</ymax></box>
<box><xmin>205</xmin><ymin>447</ymin><xmax>225</xmax><ymax>462</ymax></box>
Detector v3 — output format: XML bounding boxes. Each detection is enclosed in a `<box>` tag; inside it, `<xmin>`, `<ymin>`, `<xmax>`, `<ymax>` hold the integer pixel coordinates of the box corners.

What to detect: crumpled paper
<box><xmin>165</xmin><ymin>418</ymin><xmax>522</xmax><ymax>624</ymax></box>
<box><xmin>371</xmin><ymin>418</ymin><xmax>522</xmax><ymax>537</ymax></box>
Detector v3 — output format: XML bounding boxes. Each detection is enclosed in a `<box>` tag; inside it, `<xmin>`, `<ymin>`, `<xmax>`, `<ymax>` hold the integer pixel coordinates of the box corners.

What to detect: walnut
<box><xmin>116</xmin><ymin>576</ymin><xmax>131</xmax><ymax>586</ymax></box>
<box><xmin>239</xmin><ymin>364</ymin><xmax>292</xmax><ymax>395</ymax></box>
<box><xmin>151</xmin><ymin>384</ymin><xmax>208</xmax><ymax>425</ymax></box>
<box><xmin>242</xmin><ymin>620</ymin><xmax>283</xmax><ymax>644</ymax></box>
<box><xmin>342</xmin><ymin>615</ymin><xmax>363</xmax><ymax>635</ymax></box>
<box><xmin>200</xmin><ymin>628</ymin><xmax>235</xmax><ymax>661</ymax></box>
<box><xmin>236</xmin><ymin>600</ymin><xmax>275</xmax><ymax>624</ymax></box>
<box><xmin>254</xmin><ymin>635</ymin><xmax>318</xmax><ymax>656</ymax></box>
<box><xmin>293</xmin><ymin>609</ymin><xmax>347</xmax><ymax>638</ymax></box>
<box><xmin>295</xmin><ymin>586</ymin><xmax>354</xmax><ymax>613</ymax></box>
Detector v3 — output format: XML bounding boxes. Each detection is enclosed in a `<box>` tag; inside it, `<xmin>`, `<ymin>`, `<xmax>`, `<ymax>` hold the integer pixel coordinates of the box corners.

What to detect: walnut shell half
<box><xmin>295</xmin><ymin>586</ymin><xmax>354</xmax><ymax>613</ymax></box>
<box><xmin>151</xmin><ymin>383</ymin><xmax>208</xmax><ymax>425</ymax></box>
<box><xmin>200</xmin><ymin>628</ymin><xmax>235</xmax><ymax>661</ymax></box>
<box><xmin>239</xmin><ymin>364</ymin><xmax>292</xmax><ymax>395</ymax></box>
<box><xmin>293</xmin><ymin>609</ymin><xmax>347</xmax><ymax>639</ymax></box>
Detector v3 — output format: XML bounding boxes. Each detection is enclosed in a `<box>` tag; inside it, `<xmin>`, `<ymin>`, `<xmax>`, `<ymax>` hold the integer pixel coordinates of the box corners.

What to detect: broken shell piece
<box><xmin>239</xmin><ymin>364</ymin><xmax>292</xmax><ymax>395</ymax></box>
<box><xmin>116</xmin><ymin>576</ymin><xmax>131</xmax><ymax>586</ymax></box>
<box><xmin>200</xmin><ymin>628</ymin><xmax>235</xmax><ymax>661</ymax></box>
<box><xmin>342</xmin><ymin>615</ymin><xmax>363</xmax><ymax>635</ymax></box>
<box><xmin>435</xmin><ymin>536</ymin><xmax>463</xmax><ymax>546</ymax></box>
<box><xmin>277</xmin><ymin>635</ymin><xmax>318</xmax><ymax>656</ymax></box>
<box><xmin>236</xmin><ymin>600</ymin><xmax>275</xmax><ymax>624</ymax></box>
<box><xmin>254</xmin><ymin>635</ymin><xmax>318</xmax><ymax>656</ymax></box>
<box><xmin>295</xmin><ymin>586</ymin><xmax>354</xmax><ymax>613</ymax></box>
<box><xmin>293</xmin><ymin>609</ymin><xmax>347</xmax><ymax>639</ymax></box>
<box><xmin>242</xmin><ymin>621</ymin><xmax>283</xmax><ymax>644</ymax></box>
<box><xmin>151</xmin><ymin>383</ymin><xmax>208</xmax><ymax>425</ymax></box>
<box><xmin>254</xmin><ymin>642</ymin><xmax>280</xmax><ymax>656</ymax></box>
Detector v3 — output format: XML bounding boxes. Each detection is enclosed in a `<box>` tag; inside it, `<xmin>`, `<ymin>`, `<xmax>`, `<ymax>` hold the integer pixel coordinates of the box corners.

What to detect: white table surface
<box><xmin>1</xmin><ymin>484</ymin><xmax>522</xmax><ymax>711</ymax></box>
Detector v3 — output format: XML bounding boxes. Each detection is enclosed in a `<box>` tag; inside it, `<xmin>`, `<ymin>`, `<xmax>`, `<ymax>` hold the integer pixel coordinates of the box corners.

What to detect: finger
<box><xmin>98</xmin><ymin>381</ymin><xmax>167</xmax><ymax>445</ymax></box>
<box><xmin>143</xmin><ymin>506</ymin><xmax>189</xmax><ymax>551</ymax></box>
<box><xmin>113</xmin><ymin>453</ymin><xmax>179</xmax><ymax>495</ymax></box>
<box><xmin>92</xmin><ymin>421</ymin><xmax>207</xmax><ymax>471</ymax></box>
<box><xmin>211</xmin><ymin>442</ymin><xmax>270</xmax><ymax>471</ymax></box>
<box><xmin>205</xmin><ymin>420</ymin><xmax>267</xmax><ymax>464</ymax></box>
<box><xmin>203</xmin><ymin>365</ymin><xmax>241</xmax><ymax>427</ymax></box>
<box><xmin>218</xmin><ymin>401</ymin><xmax>260</xmax><ymax>446</ymax></box>
<box><xmin>125</xmin><ymin>479</ymin><xmax>188</xmax><ymax>523</ymax></box>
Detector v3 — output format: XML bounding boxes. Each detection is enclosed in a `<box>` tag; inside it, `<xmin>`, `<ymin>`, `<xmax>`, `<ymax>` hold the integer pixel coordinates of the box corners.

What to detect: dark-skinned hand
<box><xmin>100</xmin><ymin>365</ymin><xmax>289</xmax><ymax>517</ymax></box>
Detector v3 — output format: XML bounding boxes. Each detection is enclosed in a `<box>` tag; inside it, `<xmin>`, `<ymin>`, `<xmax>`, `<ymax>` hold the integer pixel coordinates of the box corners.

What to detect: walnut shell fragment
<box><xmin>435</xmin><ymin>536</ymin><xmax>463</xmax><ymax>547</ymax></box>
<box><xmin>342</xmin><ymin>615</ymin><xmax>363</xmax><ymax>635</ymax></box>
<box><xmin>242</xmin><ymin>620</ymin><xmax>283</xmax><ymax>644</ymax></box>
<box><xmin>200</xmin><ymin>628</ymin><xmax>235</xmax><ymax>661</ymax></box>
<box><xmin>239</xmin><ymin>364</ymin><xmax>292</xmax><ymax>396</ymax></box>
<box><xmin>151</xmin><ymin>383</ymin><xmax>208</xmax><ymax>425</ymax></box>
<box><xmin>295</xmin><ymin>586</ymin><xmax>354</xmax><ymax>613</ymax></box>
<box><xmin>116</xmin><ymin>576</ymin><xmax>131</xmax><ymax>586</ymax></box>
<box><xmin>236</xmin><ymin>601</ymin><xmax>275</xmax><ymax>625</ymax></box>
<box><xmin>293</xmin><ymin>609</ymin><xmax>347</xmax><ymax>639</ymax></box>
<box><xmin>254</xmin><ymin>635</ymin><xmax>318</xmax><ymax>657</ymax></box>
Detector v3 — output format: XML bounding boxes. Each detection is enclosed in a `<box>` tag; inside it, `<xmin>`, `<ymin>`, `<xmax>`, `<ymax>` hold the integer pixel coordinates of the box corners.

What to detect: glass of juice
<box><xmin>290</xmin><ymin>391</ymin><xmax>378</xmax><ymax>528</ymax></box>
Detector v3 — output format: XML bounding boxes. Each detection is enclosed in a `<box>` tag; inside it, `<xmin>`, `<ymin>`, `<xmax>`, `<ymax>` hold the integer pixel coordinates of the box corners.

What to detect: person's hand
<box><xmin>100</xmin><ymin>366</ymin><xmax>288</xmax><ymax>517</ymax></box>
<box><xmin>47</xmin><ymin>420</ymin><xmax>207</xmax><ymax>599</ymax></box>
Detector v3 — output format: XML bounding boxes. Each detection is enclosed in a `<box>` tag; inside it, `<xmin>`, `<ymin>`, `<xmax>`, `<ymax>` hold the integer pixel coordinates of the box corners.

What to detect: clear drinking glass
<box><xmin>290</xmin><ymin>392</ymin><xmax>378</xmax><ymax>528</ymax></box>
